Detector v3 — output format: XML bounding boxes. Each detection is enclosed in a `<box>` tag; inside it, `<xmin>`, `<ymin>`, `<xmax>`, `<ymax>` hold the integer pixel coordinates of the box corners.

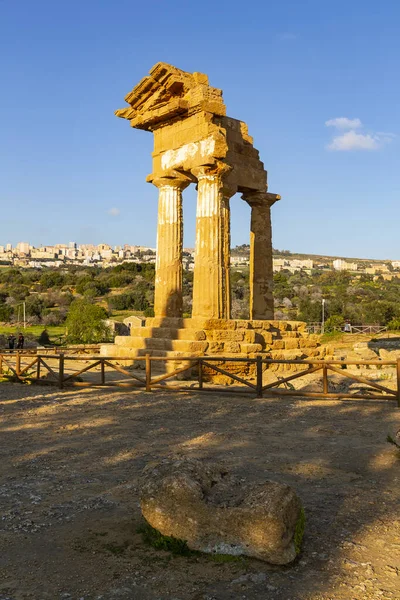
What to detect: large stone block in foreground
<box><xmin>140</xmin><ymin>458</ymin><xmax>304</xmax><ymax>565</ymax></box>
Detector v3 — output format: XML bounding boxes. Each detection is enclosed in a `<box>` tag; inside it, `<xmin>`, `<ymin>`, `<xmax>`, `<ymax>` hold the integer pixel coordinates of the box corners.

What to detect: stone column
<box><xmin>191</xmin><ymin>167</ymin><xmax>235</xmax><ymax>319</ymax></box>
<box><xmin>152</xmin><ymin>177</ymin><xmax>189</xmax><ymax>318</ymax></box>
<box><xmin>243</xmin><ymin>192</ymin><xmax>280</xmax><ymax>320</ymax></box>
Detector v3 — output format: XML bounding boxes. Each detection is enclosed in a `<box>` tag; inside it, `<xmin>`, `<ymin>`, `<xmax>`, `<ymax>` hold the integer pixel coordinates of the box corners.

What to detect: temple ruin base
<box><xmin>100</xmin><ymin>318</ymin><xmax>323</xmax><ymax>380</ymax></box>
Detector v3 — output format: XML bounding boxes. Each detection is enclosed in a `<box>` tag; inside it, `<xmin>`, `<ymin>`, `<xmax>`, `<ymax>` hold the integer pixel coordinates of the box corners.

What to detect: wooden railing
<box><xmin>306</xmin><ymin>323</ymin><xmax>387</xmax><ymax>334</ymax></box>
<box><xmin>0</xmin><ymin>352</ymin><xmax>399</xmax><ymax>406</ymax></box>
<box><xmin>0</xmin><ymin>345</ymin><xmax>101</xmax><ymax>355</ymax></box>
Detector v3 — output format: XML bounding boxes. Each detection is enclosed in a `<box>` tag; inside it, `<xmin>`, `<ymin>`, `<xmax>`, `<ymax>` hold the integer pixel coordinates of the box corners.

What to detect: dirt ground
<box><xmin>0</xmin><ymin>382</ymin><xmax>399</xmax><ymax>600</ymax></box>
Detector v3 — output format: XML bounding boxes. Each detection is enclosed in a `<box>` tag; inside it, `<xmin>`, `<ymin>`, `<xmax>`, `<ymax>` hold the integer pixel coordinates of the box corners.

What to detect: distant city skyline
<box><xmin>1</xmin><ymin>1</ymin><xmax>399</xmax><ymax>259</ymax></box>
<box><xmin>1</xmin><ymin>240</ymin><xmax>399</xmax><ymax>263</ymax></box>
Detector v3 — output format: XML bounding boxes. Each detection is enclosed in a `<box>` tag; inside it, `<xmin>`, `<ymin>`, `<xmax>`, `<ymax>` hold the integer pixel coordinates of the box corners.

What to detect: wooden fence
<box><xmin>0</xmin><ymin>346</ymin><xmax>101</xmax><ymax>355</ymax></box>
<box><xmin>0</xmin><ymin>352</ymin><xmax>399</xmax><ymax>406</ymax></box>
<box><xmin>306</xmin><ymin>323</ymin><xmax>387</xmax><ymax>335</ymax></box>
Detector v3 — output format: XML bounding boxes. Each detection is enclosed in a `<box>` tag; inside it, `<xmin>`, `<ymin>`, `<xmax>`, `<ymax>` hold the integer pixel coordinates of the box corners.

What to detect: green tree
<box><xmin>66</xmin><ymin>300</ymin><xmax>110</xmax><ymax>343</ymax></box>
<box><xmin>40</xmin><ymin>271</ymin><xmax>65</xmax><ymax>289</ymax></box>
<box><xmin>25</xmin><ymin>295</ymin><xmax>44</xmax><ymax>318</ymax></box>
<box><xmin>0</xmin><ymin>303</ymin><xmax>13</xmax><ymax>321</ymax></box>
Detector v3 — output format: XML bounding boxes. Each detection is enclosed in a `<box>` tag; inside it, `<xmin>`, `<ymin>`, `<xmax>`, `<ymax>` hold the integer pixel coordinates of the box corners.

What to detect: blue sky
<box><xmin>0</xmin><ymin>0</ymin><xmax>399</xmax><ymax>259</ymax></box>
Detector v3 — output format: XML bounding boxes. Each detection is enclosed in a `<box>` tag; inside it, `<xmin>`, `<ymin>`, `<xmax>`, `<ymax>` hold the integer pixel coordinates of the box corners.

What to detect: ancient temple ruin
<box><xmin>102</xmin><ymin>63</ymin><xmax>320</xmax><ymax>365</ymax></box>
<box><xmin>116</xmin><ymin>62</ymin><xmax>279</xmax><ymax>321</ymax></box>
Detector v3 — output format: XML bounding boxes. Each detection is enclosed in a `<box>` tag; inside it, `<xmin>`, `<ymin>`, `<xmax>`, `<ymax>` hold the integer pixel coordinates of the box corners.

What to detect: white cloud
<box><xmin>107</xmin><ymin>207</ymin><xmax>120</xmax><ymax>216</ymax></box>
<box><xmin>325</xmin><ymin>117</ymin><xmax>362</xmax><ymax>130</ymax></box>
<box><xmin>325</xmin><ymin>118</ymin><xmax>396</xmax><ymax>151</ymax></box>
<box><xmin>327</xmin><ymin>131</ymin><xmax>380</xmax><ymax>151</ymax></box>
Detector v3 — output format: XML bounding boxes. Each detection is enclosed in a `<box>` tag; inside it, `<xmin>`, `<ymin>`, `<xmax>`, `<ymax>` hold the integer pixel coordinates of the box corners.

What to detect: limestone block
<box><xmin>282</xmin><ymin>350</ymin><xmax>307</xmax><ymax>361</ymax></box>
<box><xmin>299</xmin><ymin>339</ymin><xmax>318</xmax><ymax>349</ymax></box>
<box><xmin>270</xmin><ymin>351</ymin><xmax>285</xmax><ymax>360</ymax></box>
<box><xmin>208</xmin><ymin>342</ymin><xmax>224</xmax><ymax>353</ymax></box>
<box><xmin>249</xmin><ymin>320</ymin><xmax>268</xmax><ymax>329</ymax></box>
<box><xmin>240</xmin><ymin>343</ymin><xmax>263</xmax><ymax>354</ymax></box>
<box><xmin>129</xmin><ymin>327</ymin><xmax>153</xmax><ymax>338</ymax></box>
<box><xmin>175</xmin><ymin>329</ymin><xmax>206</xmax><ymax>341</ymax></box>
<box><xmin>140</xmin><ymin>458</ymin><xmax>303</xmax><ymax>564</ymax></box>
<box><xmin>213</xmin><ymin>330</ymin><xmax>245</xmax><ymax>342</ymax></box>
<box><xmin>308</xmin><ymin>349</ymin><xmax>322</xmax><ymax>357</ymax></box>
<box><xmin>223</xmin><ymin>342</ymin><xmax>241</xmax><ymax>353</ymax></box>
<box><xmin>284</xmin><ymin>339</ymin><xmax>300</xmax><ymax>350</ymax></box>
<box><xmin>235</xmin><ymin>320</ymin><xmax>252</xmax><ymax>329</ymax></box>
<box><xmin>269</xmin><ymin>321</ymin><xmax>280</xmax><ymax>329</ymax></box>
<box><xmin>285</xmin><ymin>331</ymin><xmax>301</xmax><ymax>338</ymax></box>
<box><xmin>352</xmin><ymin>344</ymin><xmax>379</xmax><ymax>361</ymax></box>
<box><xmin>244</xmin><ymin>330</ymin><xmax>256</xmax><ymax>343</ymax></box>
<box><xmin>278</xmin><ymin>321</ymin><xmax>291</xmax><ymax>331</ymax></box>
<box><xmin>272</xmin><ymin>340</ymin><xmax>285</xmax><ymax>350</ymax></box>
<box><xmin>114</xmin><ymin>336</ymin><xmax>146</xmax><ymax>349</ymax></box>
<box><xmin>146</xmin><ymin>317</ymin><xmax>183</xmax><ymax>329</ymax></box>
<box><xmin>379</xmin><ymin>348</ymin><xmax>400</xmax><ymax>361</ymax></box>
<box><xmin>171</xmin><ymin>340</ymin><xmax>209</xmax><ymax>353</ymax></box>
<box><xmin>259</xmin><ymin>331</ymin><xmax>273</xmax><ymax>345</ymax></box>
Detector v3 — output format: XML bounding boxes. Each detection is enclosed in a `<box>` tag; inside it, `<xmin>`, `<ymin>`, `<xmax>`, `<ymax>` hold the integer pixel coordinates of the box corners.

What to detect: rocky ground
<box><xmin>0</xmin><ymin>382</ymin><xmax>399</xmax><ymax>600</ymax></box>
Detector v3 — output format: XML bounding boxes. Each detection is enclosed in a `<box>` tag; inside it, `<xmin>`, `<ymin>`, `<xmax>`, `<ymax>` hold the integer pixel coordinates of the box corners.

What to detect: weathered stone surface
<box><xmin>379</xmin><ymin>348</ymin><xmax>400</xmax><ymax>361</ymax></box>
<box><xmin>258</xmin><ymin>331</ymin><xmax>273</xmax><ymax>345</ymax></box>
<box><xmin>284</xmin><ymin>339</ymin><xmax>300</xmax><ymax>350</ymax></box>
<box><xmin>152</xmin><ymin>177</ymin><xmax>189</xmax><ymax>317</ymax></box>
<box><xmin>273</xmin><ymin>340</ymin><xmax>285</xmax><ymax>350</ymax></box>
<box><xmin>208</xmin><ymin>341</ymin><xmax>224</xmax><ymax>353</ymax></box>
<box><xmin>244</xmin><ymin>330</ymin><xmax>256</xmax><ymax>343</ymax></box>
<box><xmin>223</xmin><ymin>342</ymin><xmax>241</xmax><ymax>353</ymax></box>
<box><xmin>191</xmin><ymin>318</ymin><xmax>237</xmax><ymax>330</ymax></box>
<box><xmin>240</xmin><ymin>343</ymin><xmax>263</xmax><ymax>354</ymax></box>
<box><xmin>353</xmin><ymin>346</ymin><xmax>379</xmax><ymax>361</ymax></box>
<box><xmin>140</xmin><ymin>458</ymin><xmax>303</xmax><ymax>564</ymax></box>
<box><xmin>299</xmin><ymin>338</ymin><xmax>319</xmax><ymax>348</ymax></box>
<box><xmin>213</xmin><ymin>330</ymin><xmax>244</xmax><ymax>342</ymax></box>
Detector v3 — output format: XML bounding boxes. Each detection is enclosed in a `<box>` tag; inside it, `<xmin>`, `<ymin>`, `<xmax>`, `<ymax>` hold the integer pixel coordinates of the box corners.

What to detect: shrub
<box><xmin>66</xmin><ymin>300</ymin><xmax>110</xmax><ymax>344</ymax></box>
<box><xmin>324</xmin><ymin>315</ymin><xmax>344</xmax><ymax>333</ymax></box>
<box><xmin>387</xmin><ymin>319</ymin><xmax>400</xmax><ymax>331</ymax></box>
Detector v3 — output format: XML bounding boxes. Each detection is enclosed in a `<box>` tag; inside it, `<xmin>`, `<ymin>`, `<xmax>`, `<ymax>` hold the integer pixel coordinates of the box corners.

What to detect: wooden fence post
<box><xmin>323</xmin><ymin>365</ymin><xmax>328</xmax><ymax>395</ymax></box>
<box><xmin>0</xmin><ymin>354</ymin><xmax>3</xmax><ymax>375</ymax></box>
<box><xmin>397</xmin><ymin>359</ymin><xmax>400</xmax><ymax>408</ymax></box>
<box><xmin>16</xmin><ymin>353</ymin><xmax>21</xmax><ymax>378</ymax></box>
<box><xmin>59</xmin><ymin>354</ymin><xmax>64</xmax><ymax>389</ymax></box>
<box><xmin>100</xmin><ymin>359</ymin><xmax>105</xmax><ymax>385</ymax></box>
<box><xmin>145</xmin><ymin>353</ymin><xmax>151</xmax><ymax>392</ymax></box>
<box><xmin>36</xmin><ymin>357</ymin><xmax>41</xmax><ymax>381</ymax></box>
<box><xmin>256</xmin><ymin>355</ymin><xmax>263</xmax><ymax>398</ymax></box>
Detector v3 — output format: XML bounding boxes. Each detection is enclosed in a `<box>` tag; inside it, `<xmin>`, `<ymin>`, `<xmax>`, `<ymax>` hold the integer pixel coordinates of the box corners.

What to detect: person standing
<box><xmin>7</xmin><ymin>334</ymin><xmax>16</xmax><ymax>350</ymax></box>
<box><xmin>17</xmin><ymin>333</ymin><xmax>25</xmax><ymax>349</ymax></box>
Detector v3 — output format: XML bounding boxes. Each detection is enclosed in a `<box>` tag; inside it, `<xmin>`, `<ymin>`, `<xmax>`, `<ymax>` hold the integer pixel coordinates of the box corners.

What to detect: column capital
<box><xmin>150</xmin><ymin>176</ymin><xmax>190</xmax><ymax>191</ymax></box>
<box><xmin>192</xmin><ymin>163</ymin><xmax>237</xmax><ymax>198</ymax></box>
<box><xmin>242</xmin><ymin>191</ymin><xmax>281</xmax><ymax>207</ymax></box>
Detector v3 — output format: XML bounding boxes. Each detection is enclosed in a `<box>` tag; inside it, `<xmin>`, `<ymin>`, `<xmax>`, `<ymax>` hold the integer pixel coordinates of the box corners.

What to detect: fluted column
<box><xmin>152</xmin><ymin>177</ymin><xmax>189</xmax><ymax>318</ymax></box>
<box><xmin>243</xmin><ymin>192</ymin><xmax>280</xmax><ymax>320</ymax></box>
<box><xmin>192</xmin><ymin>167</ymin><xmax>235</xmax><ymax>319</ymax></box>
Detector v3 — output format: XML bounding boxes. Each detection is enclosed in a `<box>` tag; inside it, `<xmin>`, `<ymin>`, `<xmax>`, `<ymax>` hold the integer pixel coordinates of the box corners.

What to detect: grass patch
<box><xmin>320</xmin><ymin>330</ymin><xmax>344</xmax><ymax>344</ymax></box>
<box><xmin>294</xmin><ymin>507</ymin><xmax>306</xmax><ymax>555</ymax></box>
<box><xmin>137</xmin><ymin>521</ymin><xmax>244</xmax><ymax>563</ymax></box>
<box><xmin>0</xmin><ymin>325</ymin><xmax>66</xmax><ymax>345</ymax></box>
<box><xmin>138</xmin><ymin>522</ymin><xmax>194</xmax><ymax>556</ymax></box>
